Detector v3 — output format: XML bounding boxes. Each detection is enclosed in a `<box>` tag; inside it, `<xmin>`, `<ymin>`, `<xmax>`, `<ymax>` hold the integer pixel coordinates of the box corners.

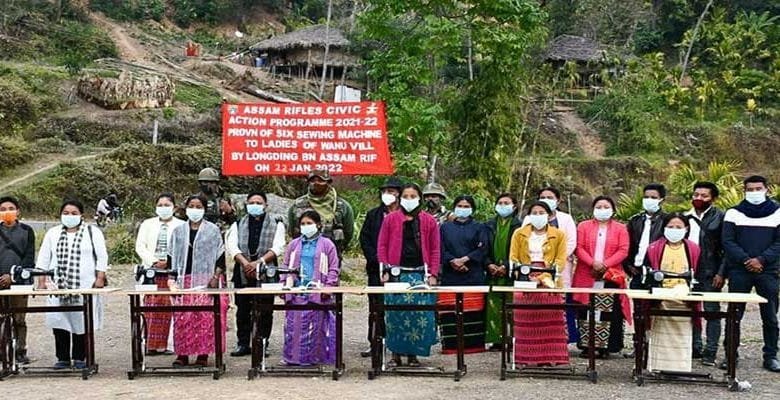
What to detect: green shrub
<box><xmin>0</xmin><ymin>136</ymin><xmax>31</xmax><ymax>173</ymax></box>
<box><xmin>0</xmin><ymin>81</ymin><xmax>39</xmax><ymax>132</ymax></box>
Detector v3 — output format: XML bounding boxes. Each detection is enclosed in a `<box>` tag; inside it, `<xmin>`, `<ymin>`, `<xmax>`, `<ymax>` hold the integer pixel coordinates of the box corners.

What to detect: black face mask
<box><xmin>200</xmin><ymin>183</ymin><xmax>215</xmax><ymax>195</ymax></box>
<box><xmin>426</xmin><ymin>199</ymin><xmax>440</xmax><ymax>209</ymax></box>
<box><xmin>309</xmin><ymin>183</ymin><xmax>329</xmax><ymax>196</ymax></box>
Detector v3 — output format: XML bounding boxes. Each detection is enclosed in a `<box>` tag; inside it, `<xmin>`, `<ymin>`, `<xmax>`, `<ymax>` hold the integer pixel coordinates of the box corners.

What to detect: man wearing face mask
<box><xmin>195</xmin><ymin>167</ymin><xmax>236</xmax><ymax>231</ymax></box>
<box><xmin>624</xmin><ymin>183</ymin><xmax>668</xmax><ymax>357</ymax></box>
<box><xmin>357</xmin><ymin>177</ymin><xmax>402</xmax><ymax>357</ymax></box>
<box><xmin>288</xmin><ymin>169</ymin><xmax>354</xmax><ymax>256</ymax></box>
<box><xmin>422</xmin><ymin>182</ymin><xmax>453</xmax><ymax>224</ymax></box>
<box><xmin>0</xmin><ymin>196</ymin><xmax>36</xmax><ymax>365</ymax></box>
<box><xmin>722</xmin><ymin>175</ymin><xmax>780</xmax><ymax>372</ymax></box>
<box><xmin>134</xmin><ymin>193</ymin><xmax>185</xmax><ymax>355</ymax></box>
<box><xmin>226</xmin><ymin>191</ymin><xmax>286</xmax><ymax>357</ymax></box>
<box><xmin>684</xmin><ymin>182</ymin><xmax>726</xmax><ymax>366</ymax></box>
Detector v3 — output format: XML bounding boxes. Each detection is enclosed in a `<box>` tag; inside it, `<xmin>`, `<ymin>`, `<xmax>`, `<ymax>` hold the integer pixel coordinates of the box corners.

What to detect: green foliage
<box><xmin>0</xmin><ymin>136</ymin><xmax>32</xmax><ymax>174</ymax></box>
<box><xmin>90</xmin><ymin>0</ymin><xmax>166</xmax><ymax>22</ymax></box>
<box><xmin>174</xmin><ymin>83</ymin><xmax>222</xmax><ymax>112</ymax></box>
<box><xmin>102</xmin><ymin>224</ymin><xmax>139</xmax><ymax>265</ymax></box>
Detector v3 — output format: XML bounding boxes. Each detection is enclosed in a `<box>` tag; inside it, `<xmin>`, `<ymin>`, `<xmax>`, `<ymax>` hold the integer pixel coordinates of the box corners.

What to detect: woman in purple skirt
<box><xmin>279</xmin><ymin>210</ymin><xmax>341</xmax><ymax>365</ymax></box>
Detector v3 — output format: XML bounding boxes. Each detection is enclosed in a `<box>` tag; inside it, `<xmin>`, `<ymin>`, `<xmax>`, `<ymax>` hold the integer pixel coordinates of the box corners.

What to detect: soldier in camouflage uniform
<box><xmin>287</xmin><ymin>169</ymin><xmax>354</xmax><ymax>256</ymax></box>
<box><xmin>423</xmin><ymin>182</ymin><xmax>454</xmax><ymax>224</ymax></box>
<box><xmin>195</xmin><ymin>167</ymin><xmax>237</xmax><ymax>232</ymax></box>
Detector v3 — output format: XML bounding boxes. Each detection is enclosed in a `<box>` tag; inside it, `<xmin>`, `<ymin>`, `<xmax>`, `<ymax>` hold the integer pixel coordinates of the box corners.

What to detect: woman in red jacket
<box><xmin>573</xmin><ymin>195</ymin><xmax>631</xmax><ymax>358</ymax></box>
<box><xmin>643</xmin><ymin>212</ymin><xmax>701</xmax><ymax>373</ymax></box>
<box><xmin>377</xmin><ymin>183</ymin><xmax>440</xmax><ymax>368</ymax></box>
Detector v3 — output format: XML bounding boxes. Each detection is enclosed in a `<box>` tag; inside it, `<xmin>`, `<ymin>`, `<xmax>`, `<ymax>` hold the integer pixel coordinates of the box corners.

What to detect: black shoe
<box><xmin>701</xmin><ymin>356</ymin><xmax>716</xmax><ymax>367</ymax></box>
<box><xmin>15</xmin><ymin>353</ymin><xmax>30</xmax><ymax>365</ymax></box>
<box><xmin>692</xmin><ymin>349</ymin><xmax>703</xmax><ymax>359</ymax></box>
<box><xmin>360</xmin><ymin>347</ymin><xmax>372</xmax><ymax>358</ymax></box>
<box><xmin>230</xmin><ymin>345</ymin><xmax>252</xmax><ymax>357</ymax></box>
<box><xmin>763</xmin><ymin>359</ymin><xmax>780</xmax><ymax>372</ymax></box>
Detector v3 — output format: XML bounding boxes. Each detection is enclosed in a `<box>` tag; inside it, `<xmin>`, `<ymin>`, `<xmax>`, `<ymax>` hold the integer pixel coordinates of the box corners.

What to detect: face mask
<box><xmin>745</xmin><ymin>190</ymin><xmax>766</xmax><ymax>205</ymax></box>
<box><xmin>425</xmin><ymin>198</ymin><xmax>440</xmax><ymax>209</ymax></box>
<box><xmin>309</xmin><ymin>183</ymin><xmax>329</xmax><ymax>196</ymax></box>
<box><xmin>495</xmin><ymin>204</ymin><xmax>514</xmax><ymax>218</ymax></box>
<box><xmin>381</xmin><ymin>193</ymin><xmax>397</xmax><ymax>206</ymax></box>
<box><xmin>593</xmin><ymin>208</ymin><xmax>613</xmax><ymax>221</ymax></box>
<box><xmin>401</xmin><ymin>197</ymin><xmax>420</xmax><ymax>213</ymax></box>
<box><xmin>186</xmin><ymin>208</ymin><xmax>205</xmax><ymax>222</ymax></box>
<box><xmin>300</xmin><ymin>224</ymin><xmax>318</xmax><ymax>238</ymax></box>
<box><xmin>540</xmin><ymin>198</ymin><xmax>557</xmax><ymax>212</ymax></box>
<box><xmin>246</xmin><ymin>204</ymin><xmax>265</xmax><ymax>217</ymax></box>
<box><xmin>0</xmin><ymin>211</ymin><xmax>17</xmax><ymax>225</ymax></box>
<box><xmin>691</xmin><ymin>199</ymin><xmax>710</xmax><ymax>211</ymax></box>
<box><xmin>664</xmin><ymin>227</ymin><xmax>687</xmax><ymax>243</ymax></box>
<box><xmin>453</xmin><ymin>207</ymin><xmax>473</xmax><ymax>219</ymax></box>
<box><xmin>61</xmin><ymin>214</ymin><xmax>82</xmax><ymax>228</ymax></box>
<box><xmin>155</xmin><ymin>206</ymin><xmax>173</xmax><ymax>220</ymax></box>
<box><xmin>199</xmin><ymin>183</ymin><xmax>214</xmax><ymax>195</ymax></box>
<box><xmin>528</xmin><ymin>214</ymin><xmax>548</xmax><ymax>229</ymax></box>
<box><xmin>642</xmin><ymin>198</ymin><xmax>661</xmax><ymax>213</ymax></box>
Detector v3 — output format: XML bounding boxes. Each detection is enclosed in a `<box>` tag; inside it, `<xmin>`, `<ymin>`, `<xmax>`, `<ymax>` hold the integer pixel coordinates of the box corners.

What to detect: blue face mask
<box><xmin>246</xmin><ymin>204</ymin><xmax>265</xmax><ymax>217</ymax></box>
<box><xmin>495</xmin><ymin>204</ymin><xmax>514</xmax><ymax>218</ymax></box>
<box><xmin>453</xmin><ymin>207</ymin><xmax>473</xmax><ymax>219</ymax></box>
<box><xmin>61</xmin><ymin>215</ymin><xmax>82</xmax><ymax>229</ymax></box>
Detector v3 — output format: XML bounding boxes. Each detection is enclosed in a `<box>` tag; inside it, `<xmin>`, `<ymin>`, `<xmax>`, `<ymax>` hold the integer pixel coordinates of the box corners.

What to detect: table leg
<box><xmin>335</xmin><ymin>293</ymin><xmax>344</xmax><ymax>379</ymax></box>
<box><xmin>250</xmin><ymin>297</ymin><xmax>261</xmax><ymax>371</ymax></box>
<box><xmin>212</xmin><ymin>294</ymin><xmax>223</xmax><ymax>378</ymax></box>
<box><xmin>634</xmin><ymin>300</ymin><xmax>645</xmax><ymax>386</ymax></box>
<box><xmin>455</xmin><ymin>293</ymin><xmax>465</xmax><ymax>380</ymax></box>
<box><xmin>726</xmin><ymin>303</ymin><xmax>739</xmax><ymax>385</ymax></box>
<box><xmin>129</xmin><ymin>295</ymin><xmax>140</xmax><ymax>374</ymax></box>
<box><xmin>500</xmin><ymin>293</ymin><xmax>508</xmax><ymax>380</ymax></box>
<box><xmin>84</xmin><ymin>294</ymin><xmax>96</xmax><ymax>369</ymax></box>
<box><xmin>587</xmin><ymin>293</ymin><xmax>596</xmax><ymax>380</ymax></box>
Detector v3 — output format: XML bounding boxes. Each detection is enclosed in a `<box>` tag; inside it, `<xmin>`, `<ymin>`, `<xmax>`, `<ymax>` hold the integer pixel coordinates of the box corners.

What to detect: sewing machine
<box><xmin>508</xmin><ymin>263</ymin><xmax>557</xmax><ymax>288</ymax></box>
<box><xmin>9</xmin><ymin>265</ymin><xmax>53</xmax><ymax>289</ymax></box>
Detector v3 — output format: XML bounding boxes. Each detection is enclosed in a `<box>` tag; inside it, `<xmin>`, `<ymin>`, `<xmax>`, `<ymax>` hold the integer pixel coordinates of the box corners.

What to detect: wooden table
<box><xmin>0</xmin><ymin>287</ymin><xmax>119</xmax><ymax>380</ymax></box>
<box><xmin>124</xmin><ymin>288</ymin><xmax>232</xmax><ymax>380</ymax></box>
<box><xmin>236</xmin><ymin>286</ymin><xmax>363</xmax><ymax>381</ymax></box>
<box><xmin>493</xmin><ymin>286</ymin><xmax>629</xmax><ymax>383</ymax></box>
<box><xmin>626</xmin><ymin>289</ymin><xmax>767</xmax><ymax>391</ymax></box>
<box><xmin>363</xmin><ymin>285</ymin><xmax>491</xmax><ymax>381</ymax></box>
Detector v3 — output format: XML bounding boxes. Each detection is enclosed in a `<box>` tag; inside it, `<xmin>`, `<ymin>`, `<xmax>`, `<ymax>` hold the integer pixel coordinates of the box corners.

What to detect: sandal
<box><xmin>172</xmin><ymin>356</ymin><xmax>189</xmax><ymax>367</ymax></box>
<box><xmin>194</xmin><ymin>355</ymin><xmax>208</xmax><ymax>367</ymax></box>
<box><xmin>407</xmin><ymin>356</ymin><xmax>421</xmax><ymax>368</ymax></box>
<box><xmin>387</xmin><ymin>353</ymin><xmax>402</xmax><ymax>368</ymax></box>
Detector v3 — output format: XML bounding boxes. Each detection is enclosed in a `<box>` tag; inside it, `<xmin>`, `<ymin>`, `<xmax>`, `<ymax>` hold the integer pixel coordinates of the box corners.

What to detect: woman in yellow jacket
<box><xmin>509</xmin><ymin>201</ymin><xmax>568</xmax><ymax>366</ymax></box>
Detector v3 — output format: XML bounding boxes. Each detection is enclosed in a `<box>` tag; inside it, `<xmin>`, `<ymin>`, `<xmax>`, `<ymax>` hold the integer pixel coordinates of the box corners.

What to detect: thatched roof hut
<box><xmin>251</xmin><ymin>24</ymin><xmax>351</xmax><ymax>52</ymax></box>
<box><xmin>545</xmin><ymin>35</ymin><xmax>605</xmax><ymax>63</ymax></box>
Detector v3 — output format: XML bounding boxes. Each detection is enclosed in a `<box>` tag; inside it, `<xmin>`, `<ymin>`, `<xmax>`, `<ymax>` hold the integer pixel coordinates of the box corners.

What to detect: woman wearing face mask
<box><xmin>438</xmin><ymin>195</ymin><xmax>488</xmax><ymax>354</ymax></box>
<box><xmin>168</xmin><ymin>195</ymin><xmax>228</xmax><ymax>368</ymax></box>
<box><xmin>484</xmin><ymin>193</ymin><xmax>523</xmax><ymax>350</ymax></box>
<box><xmin>36</xmin><ymin>199</ymin><xmax>108</xmax><ymax>370</ymax></box>
<box><xmin>377</xmin><ymin>183</ymin><xmax>440</xmax><ymax>367</ymax></box>
<box><xmin>643</xmin><ymin>213</ymin><xmax>701</xmax><ymax>372</ymax></box>
<box><xmin>572</xmin><ymin>196</ymin><xmax>631</xmax><ymax>358</ymax></box>
<box><xmin>509</xmin><ymin>201</ymin><xmax>568</xmax><ymax>366</ymax></box>
<box><xmin>134</xmin><ymin>193</ymin><xmax>185</xmax><ymax>356</ymax></box>
<box><xmin>278</xmin><ymin>210</ymin><xmax>340</xmax><ymax>366</ymax></box>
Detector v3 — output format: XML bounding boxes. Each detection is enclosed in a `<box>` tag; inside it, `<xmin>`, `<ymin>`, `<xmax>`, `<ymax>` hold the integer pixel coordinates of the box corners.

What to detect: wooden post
<box><xmin>152</xmin><ymin>119</ymin><xmax>159</xmax><ymax>145</ymax></box>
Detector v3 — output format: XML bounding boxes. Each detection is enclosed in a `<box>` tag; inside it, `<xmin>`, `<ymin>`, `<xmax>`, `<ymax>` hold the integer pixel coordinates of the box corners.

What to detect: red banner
<box><xmin>221</xmin><ymin>101</ymin><xmax>394</xmax><ymax>176</ymax></box>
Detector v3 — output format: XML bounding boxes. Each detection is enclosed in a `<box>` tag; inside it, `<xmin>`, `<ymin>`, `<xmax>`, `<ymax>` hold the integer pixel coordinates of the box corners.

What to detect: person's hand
<box><xmin>630</xmin><ymin>266</ymin><xmax>641</xmax><ymax>277</ymax></box>
<box><xmin>487</xmin><ymin>264</ymin><xmax>498</xmax><ymax>276</ymax></box>
<box><xmin>321</xmin><ymin>293</ymin><xmax>331</xmax><ymax>301</ymax></box>
<box><xmin>496</xmin><ymin>265</ymin><xmax>506</xmax><ymax>277</ymax></box>
<box><xmin>0</xmin><ymin>274</ymin><xmax>11</xmax><ymax>289</ymax></box>
<box><xmin>93</xmin><ymin>277</ymin><xmax>106</xmax><ymax>288</ymax></box>
<box><xmin>154</xmin><ymin>260</ymin><xmax>168</xmax><ymax>269</ymax></box>
<box><xmin>591</xmin><ymin>268</ymin><xmax>604</xmax><ymax>279</ymax></box>
<box><xmin>381</xmin><ymin>272</ymin><xmax>389</xmax><ymax>283</ymax></box>
<box><xmin>593</xmin><ymin>262</ymin><xmax>606</xmax><ymax>273</ymax></box>
<box><xmin>427</xmin><ymin>275</ymin><xmax>438</xmax><ymax>286</ymax></box>
<box><xmin>712</xmin><ymin>274</ymin><xmax>725</xmax><ymax>289</ymax></box>
<box><xmin>242</xmin><ymin>262</ymin><xmax>257</xmax><ymax>279</ymax></box>
<box><xmin>450</xmin><ymin>258</ymin><xmax>464</xmax><ymax>268</ymax></box>
<box><xmin>744</xmin><ymin>258</ymin><xmax>763</xmax><ymax>273</ymax></box>
<box><xmin>208</xmin><ymin>275</ymin><xmax>220</xmax><ymax>288</ymax></box>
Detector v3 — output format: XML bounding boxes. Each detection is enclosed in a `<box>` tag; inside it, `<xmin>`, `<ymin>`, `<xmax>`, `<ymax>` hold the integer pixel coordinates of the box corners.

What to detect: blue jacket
<box><xmin>722</xmin><ymin>200</ymin><xmax>780</xmax><ymax>275</ymax></box>
<box><xmin>440</xmin><ymin>218</ymin><xmax>487</xmax><ymax>285</ymax></box>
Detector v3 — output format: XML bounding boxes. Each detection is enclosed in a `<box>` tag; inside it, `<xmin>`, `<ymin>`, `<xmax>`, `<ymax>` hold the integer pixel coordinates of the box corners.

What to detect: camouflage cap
<box><xmin>307</xmin><ymin>169</ymin><xmax>333</xmax><ymax>182</ymax></box>
<box><xmin>422</xmin><ymin>182</ymin><xmax>447</xmax><ymax>198</ymax></box>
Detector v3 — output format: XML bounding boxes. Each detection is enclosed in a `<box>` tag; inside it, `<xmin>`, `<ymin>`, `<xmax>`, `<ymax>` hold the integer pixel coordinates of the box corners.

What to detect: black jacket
<box><xmin>359</xmin><ymin>205</ymin><xmax>389</xmax><ymax>272</ymax></box>
<box><xmin>624</xmin><ymin>211</ymin><xmax>667</xmax><ymax>273</ymax></box>
<box><xmin>484</xmin><ymin>216</ymin><xmax>523</xmax><ymax>266</ymax></box>
<box><xmin>687</xmin><ymin>207</ymin><xmax>726</xmax><ymax>279</ymax></box>
<box><xmin>0</xmin><ymin>223</ymin><xmax>36</xmax><ymax>276</ymax></box>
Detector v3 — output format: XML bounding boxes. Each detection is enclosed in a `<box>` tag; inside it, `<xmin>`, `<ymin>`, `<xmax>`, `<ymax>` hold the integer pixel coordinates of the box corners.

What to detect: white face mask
<box><xmin>400</xmin><ymin>197</ymin><xmax>420</xmax><ymax>212</ymax></box>
<box><xmin>664</xmin><ymin>227</ymin><xmax>687</xmax><ymax>243</ymax></box>
<box><xmin>155</xmin><ymin>206</ymin><xmax>174</xmax><ymax>220</ymax></box>
<box><xmin>528</xmin><ymin>214</ymin><xmax>548</xmax><ymax>229</ymax></box>
<box><xmin>300</xmin><ymin>223</ymin><xmax>318</xmax><ymax>238</ymax></box>
<box><xmin>381</xmin><ymin>193</ymin><xmax>397</xmax><ymax>206</ymax></box>
<box><xmin>495</xmin><ymin>204</ymin><xmax>514</xmax><ymax>218</ymax></box>
<box><xmin>745</xmin><ymin>190</ymin><xmax>767</xmax><ymax>205</ymax></box>
<box><xmin>642</xmin><ymin>198</ymin><xmax>661</xmax><ymax>213</ymax></box>
<box><xmin>186</xmin><ymin>208</ymin><xmax>205</xmax><ymax>222</ymax></box>
<box><xmin>593</xmin><ymin>208</ymin><xmax>613</xmax><ymax>221</ymax></box>
<box><xmin>540</xmin><ymin>198</ymin><xmax>557</xmax><ymax>212</ymax></box>
<box><xmin>246</xmin><ymin>204</ymin><xmax>265</xmax><ymax>217</ymax></box>
<box><xmin>61</xmin><ymin>214</ymin><xmax>82</xmax><ymax>228</ymax></box>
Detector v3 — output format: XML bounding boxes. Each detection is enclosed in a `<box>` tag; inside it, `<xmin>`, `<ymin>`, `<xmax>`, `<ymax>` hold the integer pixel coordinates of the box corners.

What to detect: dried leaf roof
<box><xmin>250</xmin><ymin>25</ymin><xmax>350</xmax><ymax>51</ymax></box>
<box><xmin>545</xmin><ymin>35</ymin><xmax>605</xmax><ymax>62</ymax></box>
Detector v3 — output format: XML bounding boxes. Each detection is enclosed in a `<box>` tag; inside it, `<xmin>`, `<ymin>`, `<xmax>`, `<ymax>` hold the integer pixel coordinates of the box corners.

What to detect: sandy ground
<box><xmin>3</xmin><ymin>260</ymin><xmax>780</xmax><ymax>399</ymax></box>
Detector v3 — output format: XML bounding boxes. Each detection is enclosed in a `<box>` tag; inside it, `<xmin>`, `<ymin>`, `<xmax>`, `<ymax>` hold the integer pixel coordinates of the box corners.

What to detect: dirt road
<box><xmin>3</xmin><ymin>262</ymin><xmax>779</xmax><ymax>399</ymax></box>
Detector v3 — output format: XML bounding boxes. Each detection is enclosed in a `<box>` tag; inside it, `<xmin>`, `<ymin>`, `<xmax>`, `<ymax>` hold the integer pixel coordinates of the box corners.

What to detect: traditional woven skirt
<box><xmin>173</xmin><ymin>275</ymin><xmax>228</xmax><ymax>356</ymax></box>
<box><xmin>384</xmin><ymin>272</ymin><xmax>437</xmax><ymax>357</ymax></box>
<box><xmin>282</xmin><ymin>294</ymin><xmax>336</xmax><ymax>366</ymax></box>
<box><xmin>144</xmin><ymin>275</ymin><xmax>172</xmax><ymax>351</ymax></box>
<box><xmin>648</xmin><ymin>300</ymin><xmax>692</xmax><ymax>372</ymax></box>
<box><xmin>438</xmin><ymin>292</ymin><xmax>485</xmax><ymax>354</ymax></box>
<box><xmin>513</xmin><ymin>292</ymin><xmax>569</xmax><ymax>365</ymax></box>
